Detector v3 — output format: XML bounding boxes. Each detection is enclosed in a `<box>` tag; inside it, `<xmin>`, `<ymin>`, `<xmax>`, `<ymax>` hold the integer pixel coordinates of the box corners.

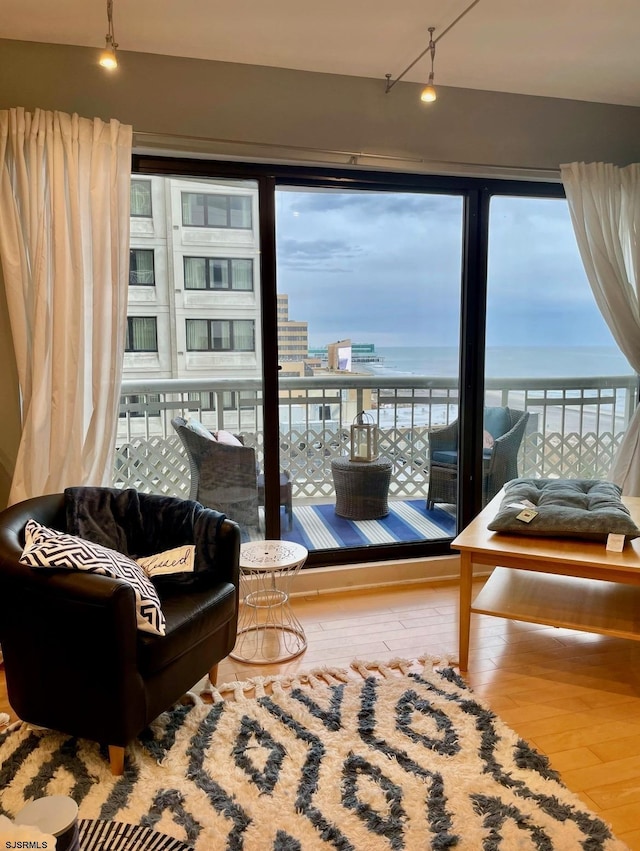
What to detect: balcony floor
<box><xmin>277</xmin><ymin>498</ymin><xmax>456</xmax><ymax>551</ymax></box>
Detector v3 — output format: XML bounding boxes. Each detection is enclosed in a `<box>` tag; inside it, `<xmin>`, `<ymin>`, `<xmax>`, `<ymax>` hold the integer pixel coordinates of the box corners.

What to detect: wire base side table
<box><xmin>230</xmin><ymin>540</ymin><xmax>308</xmax><ymax>664</ymax></box>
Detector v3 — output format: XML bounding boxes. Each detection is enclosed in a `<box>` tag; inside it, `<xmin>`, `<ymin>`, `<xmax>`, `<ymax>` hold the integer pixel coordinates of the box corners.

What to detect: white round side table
<box><xmin>230</xmin><ymin>540</ymin><xmax>308</xmax><ymax>664</ymax></box>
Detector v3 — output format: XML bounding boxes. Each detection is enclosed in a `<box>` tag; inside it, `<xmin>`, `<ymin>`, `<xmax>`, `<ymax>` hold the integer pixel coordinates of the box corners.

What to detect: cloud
<box><xmin>274</xmin><ymin>188</ymin><xmax>617</xmax><ymax>351</ymax></box>
<box><xmin>277</xmin><ymin>237</ymin><xmax>364</xmax><ymax>271</ymax></box>
<box><xmin>279</xmin><ymin>189</ymin><xmax>456</xmax><ymax>219</ymax></box>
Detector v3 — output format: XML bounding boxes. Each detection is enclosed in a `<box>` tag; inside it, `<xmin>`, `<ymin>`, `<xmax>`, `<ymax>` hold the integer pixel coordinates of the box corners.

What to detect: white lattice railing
<box><xmin>113</xmin><ymin>374</ymin><xmax>638</xmax><ymax>498</ymax></box>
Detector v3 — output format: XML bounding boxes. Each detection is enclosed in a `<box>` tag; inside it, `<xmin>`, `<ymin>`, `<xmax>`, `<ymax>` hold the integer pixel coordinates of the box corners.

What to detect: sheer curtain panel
<box><xmin>0</xmin><ymin>107</ymin><xmax>133</xmax><ymax>503</ymax></box>
<box><xmin>560</xmin><ymin>161</ymin><xmax>640</xmax><ymax>494</ymax></box>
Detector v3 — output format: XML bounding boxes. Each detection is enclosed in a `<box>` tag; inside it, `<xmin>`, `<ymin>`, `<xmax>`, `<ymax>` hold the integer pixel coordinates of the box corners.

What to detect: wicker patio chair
<box><xmin>426</xmin><ymin>406</ymin><xmax>530</xmax><ymax>510</ymax></box>
<box><xmin>172</xmin><ymin>417</ymin><xmax>293</xmax><ymax>532</ymax></box>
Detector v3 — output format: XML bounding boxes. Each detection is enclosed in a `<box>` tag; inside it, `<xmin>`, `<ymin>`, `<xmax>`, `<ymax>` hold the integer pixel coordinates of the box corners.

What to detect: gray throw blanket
<box><xmin>65</xmin><ymin>486</ymin><xmax>227</xmax><ymax>588</ymax></box>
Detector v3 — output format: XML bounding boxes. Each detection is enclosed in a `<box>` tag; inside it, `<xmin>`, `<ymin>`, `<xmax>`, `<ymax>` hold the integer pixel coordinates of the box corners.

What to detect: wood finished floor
<box><xmin>2</xmin><ymin>577</ymin><xmax>640</xmax><ymax>848</ymax></box>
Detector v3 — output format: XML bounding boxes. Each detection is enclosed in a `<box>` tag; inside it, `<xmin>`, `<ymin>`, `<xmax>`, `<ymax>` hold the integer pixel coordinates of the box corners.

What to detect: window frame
<box><xmin>181</xmin><ymin>192</ymin><xmax>252</xmax><ymax>229</ymax></box>
<box><xmin>183</xmin><ymin>256</ymin><xmax>254</xmax><ymax>291</ymax></box>
<box><xmin>130</xmin><ymin>179</ymin><xmax>153</xmax><ymax>218</ymax></box>
<box><xmin>129</xmin><ymin>248</ymin><xmax>156</xmax><ymax>286</ymax></box>
<box><xmin>125</xmin><ymin>316</ymin><xmax>158</xmax><ymax>352</ymax></box>
<box><xmin>185</xmin><ymin>318</ymin><xmax>256</xmax><ymax>352</ymax></box>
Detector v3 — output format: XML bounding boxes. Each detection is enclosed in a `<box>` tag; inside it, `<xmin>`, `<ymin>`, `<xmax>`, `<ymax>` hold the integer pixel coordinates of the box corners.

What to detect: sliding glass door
<box><xmin>273</xmin><ymin>185</ymin><xmax>463</xmax><ymax>557</ymax></box>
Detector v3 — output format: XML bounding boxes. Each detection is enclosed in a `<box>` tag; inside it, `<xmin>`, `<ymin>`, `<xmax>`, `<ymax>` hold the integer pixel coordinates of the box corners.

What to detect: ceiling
<box><xmin>2</xmin><ymin>0</ymin><xmax>640</xmax><ymax>107</ymax></box>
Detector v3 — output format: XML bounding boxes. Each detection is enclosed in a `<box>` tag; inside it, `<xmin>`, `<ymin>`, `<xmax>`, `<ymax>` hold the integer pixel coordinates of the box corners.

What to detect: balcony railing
<box><xmin>114</xmin><ymin>374</ymin><xmax>638</xmax><ymax>500</ymax></box>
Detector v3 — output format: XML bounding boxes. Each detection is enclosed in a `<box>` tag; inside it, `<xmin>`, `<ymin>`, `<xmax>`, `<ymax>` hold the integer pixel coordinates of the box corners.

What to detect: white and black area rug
<box><xmin>0</xmin><ymin>659</ymin><xmax>630</xmax><ymax>850</ymax></box>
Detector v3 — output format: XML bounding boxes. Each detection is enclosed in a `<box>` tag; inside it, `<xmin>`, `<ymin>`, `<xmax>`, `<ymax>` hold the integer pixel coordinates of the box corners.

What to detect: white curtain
<box><xmin>560</xmin><ymin>162</ymin><xmax>640</xmax><ymax>494</ymax></box>
<box><xmin>0</xmin><ymin>107</ymin><xmax>132</xmax><ymax>503</ymax></box>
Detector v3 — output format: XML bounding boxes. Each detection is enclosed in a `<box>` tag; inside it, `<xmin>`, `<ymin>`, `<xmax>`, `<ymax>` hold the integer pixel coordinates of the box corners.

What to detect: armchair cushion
<box><xmin>138</xmin><ymin>580</ymin><xmax>236</xmax><ymax>677</ymax></box>
<box><xmin>488</xmin><ymin>478</ymin><xmax>640</xmax><ymax>542</ymax></box>
<box><xmin>19</xmin><ymin>519</ymin><xmax>166</xmax><ymax>635</ymax></box>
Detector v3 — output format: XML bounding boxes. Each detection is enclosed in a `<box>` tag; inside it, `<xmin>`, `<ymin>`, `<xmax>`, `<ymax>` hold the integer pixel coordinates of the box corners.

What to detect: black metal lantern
<box><xmin>350</xmin><ymin>411</ymin><xmax>378</xmax><ymax>462</ymax></box>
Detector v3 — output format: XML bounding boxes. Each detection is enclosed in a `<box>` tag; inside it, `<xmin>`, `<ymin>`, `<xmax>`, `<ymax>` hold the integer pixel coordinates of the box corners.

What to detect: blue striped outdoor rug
<box><xmin>280</xmin><ymin>499</ymin><xmax>456</xmax><ymax>550</ymax></box>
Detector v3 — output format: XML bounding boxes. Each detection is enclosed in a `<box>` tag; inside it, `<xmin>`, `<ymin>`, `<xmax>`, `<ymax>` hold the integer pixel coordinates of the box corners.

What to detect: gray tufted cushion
<box><xmin>487</xmin><ymin>478</ymin><xmax>640</xmax><ymax>542</ymax></box>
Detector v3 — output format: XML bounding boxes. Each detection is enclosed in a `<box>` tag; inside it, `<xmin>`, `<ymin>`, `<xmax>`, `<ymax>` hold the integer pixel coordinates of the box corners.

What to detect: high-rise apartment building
<box><xmin>126</xmin><ymin>176</ymin><xmax>262</xmax><ymax>381</ymax></box>
<box><xmin>127</xmin><ymin>177</ymin><xmax>312</xmax><ymax>388</ymax></box>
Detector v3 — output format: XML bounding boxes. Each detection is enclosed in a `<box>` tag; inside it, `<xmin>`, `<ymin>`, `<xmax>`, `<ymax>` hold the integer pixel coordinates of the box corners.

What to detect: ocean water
<box><xmin>368</xmin><ymin>346</ymin><xmax>633</xmax><ymax>379</ymax></box>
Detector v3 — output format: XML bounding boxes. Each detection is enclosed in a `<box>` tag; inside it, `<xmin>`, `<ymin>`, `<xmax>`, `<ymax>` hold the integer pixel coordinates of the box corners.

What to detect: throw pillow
<box><xmin>215</xmin><ymin>429</ymin><xmax>243</xmax><ymax>446</ymax></box>
<box><xmin>482</xmin><ymin>430</ymin><xmax>495</xmax><ymax>449</ymax></box>
<box><xmin>136</xmin><ymin>544</ymin><xmax>195</xmax><ymax>579</ymax></box>
<box><xmin>185</xmin><ymin>417</ymin><xmax>215</xmax><ymax>441</ymax></box>
<box><xmin>20</xmin><ymin>520</ymin><xmax>166</xmax><ymax>636</ymax></box>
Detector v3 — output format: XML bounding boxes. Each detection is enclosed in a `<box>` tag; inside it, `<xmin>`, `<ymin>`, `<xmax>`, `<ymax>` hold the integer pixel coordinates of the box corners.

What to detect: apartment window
<box><xmin>120</xmin><ymin>393</ymin><xmax>161</xmax><ymax>418</ymax></box>
<box><xmin>188</xmin><ymin>391</ymin><xmax>239</xmax><ymax>410</ymax></box>
<box><xmin>126</xmin><ymin>317</ymin><xmax>157</xmax><ymax>352</ymax></box>
<box><xmin>183</xmin><ymin>257</ymin><xmax>253</xmax><ymax>290</ymax></box>
<box><xmin>185</xmin><ymin>319</ymin><xmax>255</xmax><ymax>352</ymax></box>
<box><xmin>129</xmin><ymin>249</ymin><xmax>155</xmax><ymax>285</ymax></box>
<box><xmin>130</xmin><ymin>180</ymin><xmax>152</xmax><ymax>217</ymax></box>
<box><xmin>181</xmin><ymin>193</ymin><xmax>252</xmax><ymax>228</ymax></box>
<box><xmin>187</xmin><ymin>392</ymin><xmax>216</xmax><ymax>411</ymax></box>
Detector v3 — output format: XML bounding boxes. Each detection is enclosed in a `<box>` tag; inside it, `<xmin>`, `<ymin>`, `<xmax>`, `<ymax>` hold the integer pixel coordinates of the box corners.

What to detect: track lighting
<box><xmin>384</xmin><ymin>0</ymin><xmax>482</xmax><ymax>104</ymax></box>
<box><xmin>99</xmin><ymin>0</ymin><xmax>118</xmax><ymax>70</ymax></box>
<box><xmin>384</xmin><ymin>24</ymin><xmax>439</xmax><ymax>104</ymax></box>
<box><xmin>420</xmin><ymin>28</ymin><xmax>437</xmax><ymax>102</ymax></box>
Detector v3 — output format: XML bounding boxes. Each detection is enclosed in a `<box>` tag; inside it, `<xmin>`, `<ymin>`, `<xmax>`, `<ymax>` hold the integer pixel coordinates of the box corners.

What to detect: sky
<box><xmin>274</xmin><ymin>187</ymin><xmax>617</xmax><ymax>350</ymax></box>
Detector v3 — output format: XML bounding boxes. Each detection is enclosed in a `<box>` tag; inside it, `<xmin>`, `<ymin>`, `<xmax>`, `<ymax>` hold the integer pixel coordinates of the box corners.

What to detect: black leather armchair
<box><xmin>0</xmin><ymin>491</ymin><xmax>241</xmax><ymax>775</ymax></box>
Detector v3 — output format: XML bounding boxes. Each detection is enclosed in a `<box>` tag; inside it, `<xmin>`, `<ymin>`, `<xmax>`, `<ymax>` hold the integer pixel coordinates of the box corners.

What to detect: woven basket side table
<box><xmin>331</xmin><ymin>457</ymin><xmax>392</xmax><ymax>521</ymax></box>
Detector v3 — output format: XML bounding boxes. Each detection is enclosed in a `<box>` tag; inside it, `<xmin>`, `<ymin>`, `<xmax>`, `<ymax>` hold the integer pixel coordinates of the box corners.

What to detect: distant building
<box><xmin>277</xmin><ymin>294</ymin><xmax>309</xmax><ymax>363</ymax></box>
<box><xmin>127</xmin><ymin>183</ymin><xmax>311</xmax><ymax>388</ymax></box>
<box><xmin>308</xmin><ymin>342</ymin><xmax>383</xmax><ymax>367</ymax></box>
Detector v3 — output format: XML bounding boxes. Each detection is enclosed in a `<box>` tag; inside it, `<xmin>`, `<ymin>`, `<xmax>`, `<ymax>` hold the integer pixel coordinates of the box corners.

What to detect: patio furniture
<box><xmin>172</xmin><ymin>417</ymin><xmax>293</xmax><ymax>532</ymax></box>
<box><xmin>0</xmin><ymin>489</ymin><xmax>240</xmax><ymax>775</ymax></box>
<box><xmin>331</xmin><ymin>457</ymin><xmax>392</xmax><ymax>520</ymax></box>
<box><xmin>426</xmin><ymin>406</ymin><xmax>530</xmax><ymax>509</ymax></box>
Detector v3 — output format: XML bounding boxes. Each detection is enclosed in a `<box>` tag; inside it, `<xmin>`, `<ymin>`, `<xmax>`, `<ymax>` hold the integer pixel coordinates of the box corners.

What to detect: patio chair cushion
<box><xmin>488</xmin><ymin>478</ymin><xmax>640</xmax><ymax>542</ymax></box>
<box><xmin>432</xmin><ymin>449</ymin><xmax>493</xmax><ymax>464</ymax></box>
<box><xmin>484</xmin><ymin>407</ymin><xmax>511</xmax><ymax>438</ymax></box>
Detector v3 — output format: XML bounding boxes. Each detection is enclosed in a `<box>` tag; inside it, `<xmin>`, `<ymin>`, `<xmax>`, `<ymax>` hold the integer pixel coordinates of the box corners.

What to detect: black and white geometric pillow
<box><xmin>20</xmin><ymin>520</ymin><xmax>166</xmax><ymax>636</ymax></box>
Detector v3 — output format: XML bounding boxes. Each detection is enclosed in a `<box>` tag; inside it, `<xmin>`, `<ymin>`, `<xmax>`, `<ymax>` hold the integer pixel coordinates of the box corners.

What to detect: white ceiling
<box><xmin>3</xmin><ymin>0</ymin><xmax>640</xmax><ymax>107</ymax></box>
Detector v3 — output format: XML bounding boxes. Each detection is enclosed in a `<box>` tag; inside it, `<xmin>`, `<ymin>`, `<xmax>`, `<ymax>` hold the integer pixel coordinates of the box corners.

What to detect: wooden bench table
<box><xmin>451</xmin><ymin>491</ymin><xmax>640</xmax><ymax>671</ymax></box>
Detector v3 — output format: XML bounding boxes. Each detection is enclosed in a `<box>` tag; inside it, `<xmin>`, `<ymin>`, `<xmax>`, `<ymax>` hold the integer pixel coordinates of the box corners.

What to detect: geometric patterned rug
<box><xmin>281</xmin><ymin>500</ymin><xmax>456</xmax><ymax>550</ymax></box>
<box><xmin>0</xmin><ymin>658</ymin><xmax>629</xmax><ymax>850</ymax></box>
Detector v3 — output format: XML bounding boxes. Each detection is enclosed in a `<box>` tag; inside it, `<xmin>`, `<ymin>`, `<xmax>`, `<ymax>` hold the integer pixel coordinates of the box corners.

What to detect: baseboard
<box><xmin>290</xmin><ymin>554</ymin><xmax>487</xmax><ymax>597</ymax></box>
